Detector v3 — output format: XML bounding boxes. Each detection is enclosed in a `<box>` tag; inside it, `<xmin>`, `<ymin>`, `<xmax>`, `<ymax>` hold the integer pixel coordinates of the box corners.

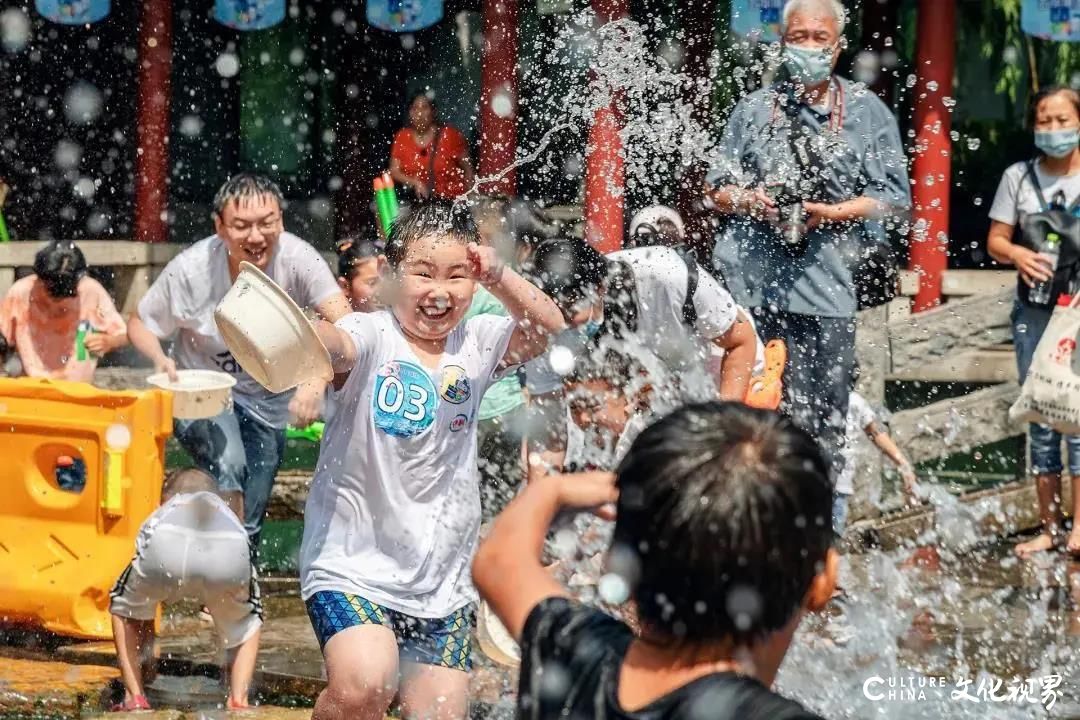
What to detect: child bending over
<box><xmin>300</xmin><ymin>200</ymin><xmax>564</xmax><ymax>720</ymax></box>
<box><xmin>109</xmin><ymin>468</ymin><xmax>261</xmax><ymax>711</ymax></box>
<box><xmin>474</xmin><ymin>402</ymin><xmax>836</xmax><ymax>719</ymax></box>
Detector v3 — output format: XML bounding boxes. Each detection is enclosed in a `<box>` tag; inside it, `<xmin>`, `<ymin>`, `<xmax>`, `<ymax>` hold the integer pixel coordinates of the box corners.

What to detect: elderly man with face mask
<box><xmin>128</xmin><ymin>173</ymin><xmax>351</xmax><ymax>548</ymax></box>
<box><xmin>704</xmin><ymin>0</ymin><xmax>910</xmax><ymax>489</ymax></box>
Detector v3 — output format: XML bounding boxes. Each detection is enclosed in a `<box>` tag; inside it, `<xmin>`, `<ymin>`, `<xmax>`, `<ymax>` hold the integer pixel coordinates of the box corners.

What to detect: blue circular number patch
<box><xmin>373</xmin><ymin>361</ymin><xmax>438</xmax><ymax>438</ymax></box>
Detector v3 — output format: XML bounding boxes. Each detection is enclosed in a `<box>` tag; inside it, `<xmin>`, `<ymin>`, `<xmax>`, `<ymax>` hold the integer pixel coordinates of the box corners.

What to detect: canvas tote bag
<box><xmin>1010</xmin><ymin>293</ymin><xmax>1080</xmax><ymax>434</ymax></box>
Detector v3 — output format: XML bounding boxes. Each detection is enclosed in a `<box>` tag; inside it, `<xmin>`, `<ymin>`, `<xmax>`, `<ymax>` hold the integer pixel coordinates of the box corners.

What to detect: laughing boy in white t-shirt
<box><xmin>299</xmin><ymin>200</ymin><xmax>564</xmax><ymax>720</ymax></box>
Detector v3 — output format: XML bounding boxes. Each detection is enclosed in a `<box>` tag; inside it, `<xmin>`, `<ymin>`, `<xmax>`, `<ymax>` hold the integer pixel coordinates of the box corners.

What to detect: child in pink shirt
<box><xmin>0</xmin><ymin>241</ymin><xmax>127</xmax><ymax>383</ymax></box>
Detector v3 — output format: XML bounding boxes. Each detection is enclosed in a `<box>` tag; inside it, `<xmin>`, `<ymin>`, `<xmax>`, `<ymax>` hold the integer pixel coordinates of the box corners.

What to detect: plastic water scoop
<box><xmin>214</xmin><ymin>261</ymin><xmax>333</xmax><ymax>393</ymax></box>
<box><xmin>102</xmin><ymin>423</ymin><xmax>131</xmax><ymax>517</ymax></box>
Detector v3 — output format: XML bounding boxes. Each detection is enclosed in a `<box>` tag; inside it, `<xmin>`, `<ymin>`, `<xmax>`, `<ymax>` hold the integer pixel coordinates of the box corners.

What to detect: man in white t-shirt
<box><xmin>128</xmin><ymin>174</ymin><xmax>350</xmax><ymax>545</ymax></box>
<box><xmin>523</xmin><ymin>239</ymin><xmax>759</xmax><ymax>476</ymax></box>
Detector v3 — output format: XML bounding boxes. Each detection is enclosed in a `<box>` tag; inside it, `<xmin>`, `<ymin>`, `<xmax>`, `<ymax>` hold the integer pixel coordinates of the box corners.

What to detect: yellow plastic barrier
<box><xmin>0</xmin><ymin>377</ymin><xmax>172</xmax><ymax>639</ymax></box>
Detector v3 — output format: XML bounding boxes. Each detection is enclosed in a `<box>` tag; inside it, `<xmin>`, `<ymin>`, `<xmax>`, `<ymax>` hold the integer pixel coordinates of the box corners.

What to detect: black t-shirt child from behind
<box><xmin>516</xmin><ymin>597</ymin><xmax>825</xmax><ymax>720</ymax></box>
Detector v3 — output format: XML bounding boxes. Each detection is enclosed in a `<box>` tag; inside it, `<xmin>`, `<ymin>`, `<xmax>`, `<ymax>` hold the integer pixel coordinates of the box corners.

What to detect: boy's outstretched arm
<box><xmin>473</xmin><ymin>472</ymin><xmax>617</xmax><ymax>641</ymax></box>
<box><xmin>865</xmin><ymin>420</ymin><xmax>919</xmax><ymax>499</ymax></box>
<box><xmin>466</xmin><ymin>243</ymin><xmax>565</xmax><ymax>366</ymax></box>
<box><xmin>314</xmin><ymin>320</ymin><xmax>359</xmax><ymax>378</ymax></box>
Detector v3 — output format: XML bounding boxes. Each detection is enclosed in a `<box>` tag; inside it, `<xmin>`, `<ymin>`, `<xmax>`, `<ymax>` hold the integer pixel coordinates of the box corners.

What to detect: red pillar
<box><xmin>478</xmin><ymin>0</ymin><xmax>519</xmax><ymax>196</ymax></box>
<box><xmin>909</xmin><ymin>0</ymin><xmax>955</xmax><ymax>311</ymax></box>
<box><xmin>134</xmin><ymin>0</ymin><xmax>172</xmax><ymax>243</ymax></box>
<box><xmin>584</xmin><ymin>0</ymin><xmax>627</xmax><ymax>254</ymax></box>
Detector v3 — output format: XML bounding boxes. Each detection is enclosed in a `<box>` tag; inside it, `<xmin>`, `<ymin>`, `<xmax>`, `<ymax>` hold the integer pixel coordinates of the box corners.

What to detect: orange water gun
<box><xmin>744</xmin><ymin>339</ymin><xmax>786</xmax><ymax>410</ymax></box>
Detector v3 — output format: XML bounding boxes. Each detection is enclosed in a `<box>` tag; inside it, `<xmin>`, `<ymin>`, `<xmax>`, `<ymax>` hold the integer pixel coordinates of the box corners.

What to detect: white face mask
<box><xmin>784</xmin><ymin>44</ymin><xmax>835</xmax><ymax>85</ymax></box>
<box><xmin>1035</xmin><ymin>128</ymin><xmax>1080</xmax><ymax>159</ymax></box>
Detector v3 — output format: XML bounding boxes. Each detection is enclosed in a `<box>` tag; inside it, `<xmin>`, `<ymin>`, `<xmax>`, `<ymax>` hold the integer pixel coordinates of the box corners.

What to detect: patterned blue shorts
<box><xmin>305</xmin><ymin>590</ymin><xmax>474</xmax><ymax>671</ymax></box>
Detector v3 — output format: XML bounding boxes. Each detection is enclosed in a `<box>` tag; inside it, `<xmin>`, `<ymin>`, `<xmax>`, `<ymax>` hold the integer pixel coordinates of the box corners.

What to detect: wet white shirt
<box><xmin>300</xmin><ymin>310</ymin><xmax>516</xmax><ymax>617</ymax></box>
<box><xmin>838</xmin><ymin>391</ymin><xmax>877</xmax><ymax>495</ymax></box>
<box><xmin>138</xmin><ymin>233</ymin><xmax>340</xmax><ymax>428</ymax></box>
<box><xmin>525</xmin><ymin>246</ymin><xmax>745</xmax><ymax>396</ymax></box>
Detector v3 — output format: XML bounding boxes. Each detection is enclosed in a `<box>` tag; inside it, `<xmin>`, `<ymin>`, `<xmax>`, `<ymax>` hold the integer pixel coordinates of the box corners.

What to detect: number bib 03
<box><xmin>373</xmin><ymin>361</ymin><xmax>438</xmax><ymax>438</ymax></box>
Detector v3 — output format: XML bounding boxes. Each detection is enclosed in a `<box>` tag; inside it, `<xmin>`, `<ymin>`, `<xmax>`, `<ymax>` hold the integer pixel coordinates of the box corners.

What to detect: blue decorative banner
<box><xmin>215</xmin><ymin>0</ymin><xmax>285</xmax><ymax>31</ymax></box>
<box><xmin>35</xmin><ymin>0</ymin><xmax>109</xmax><ymax>25</ymax></box>
<box><xmin>367</xmin><ymin>0</ymin><xmax>444</xmax><ymax>33</ymax></box>
<box><xmin>730</xmin><ymin>0</ymin><xmax>788</xmax><ymax>43</ymax></box>
<box><xmin>1022</xmin><ymin>0</ymin><xmax>1080</xmax><ymax>41</ymax></box>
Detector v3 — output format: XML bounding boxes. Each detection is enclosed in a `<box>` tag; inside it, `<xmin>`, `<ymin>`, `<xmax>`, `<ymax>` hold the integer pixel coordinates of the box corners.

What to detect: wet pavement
<box><xmin>6</xmin><ymin>522</ymin><xmax>1080</xmax><ymax>717</ymax></box>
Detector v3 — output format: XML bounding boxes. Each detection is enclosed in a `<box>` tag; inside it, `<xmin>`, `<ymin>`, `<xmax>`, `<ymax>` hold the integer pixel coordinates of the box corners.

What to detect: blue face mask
<box><xmin>784</xmin><ymin>44</ymin><xmax>835</xmax><ymax>85</ymax></box>
<box><xmin>1035</xmin><ymin>128</ymin><xmax>1080</xmax><ymax>159</ymax></box>
<box><xmin>583</xmin><ymin>319</ymin><xmax>603</xmax><ymax>339</ymax></box>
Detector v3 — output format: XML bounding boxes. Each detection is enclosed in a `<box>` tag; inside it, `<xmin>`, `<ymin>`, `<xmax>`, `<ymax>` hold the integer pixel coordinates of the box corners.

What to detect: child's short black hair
<box><xmin>527</xmin><ymin>238</ymin><xmax>608</xmax><ymax>313</ymax></box>
<box><xmin>385</xmin><ymin>199</ymin><xmax>478</xmax><ymax>268</ymax></box>
<box><xmin>565</xmin><ymin>346</ymin><xmax>645</xmax><ymax>388</ymax></box>
<box><xmin>612</xmin><ymin>402</ymin><xmax>833</xmax><ymax>647</ymax></box>
<box><xmin>34</xmin><ymin>241</ymin><xmax>87</xmax><ymax>298</ymax></box>
<box><xmin>335</xmin><ymin>236</ymin><xmax>383</xmax><ymax>279</ymax></box>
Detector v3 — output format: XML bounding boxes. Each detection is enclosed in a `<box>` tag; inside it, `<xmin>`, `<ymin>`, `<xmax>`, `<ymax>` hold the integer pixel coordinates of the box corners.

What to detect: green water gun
<box><xmin>74</xmin><ymin>321</ymin><xmax>91</xmax><ymax>361</ymax></box>
<box><xmin>0</xmin><ymin>180</ymin><xmax>10</xmax><ymax>243</ymax></box>
<box><xmin>373</xmin><ymin>172</ymin><xmax>399</xmax><ymax>237</ymax></box>
<box><xmin>286</xmin><ymin>421</ymin><xmax>324</xmax><ymax>442</ymax></box>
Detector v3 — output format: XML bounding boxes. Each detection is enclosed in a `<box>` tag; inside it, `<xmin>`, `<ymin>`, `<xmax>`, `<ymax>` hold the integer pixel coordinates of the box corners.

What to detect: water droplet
<box><xmin>179</xmin><ymin>115</ymin><xmax>204</xmax><ymax>138</ymax></box>
<box><xmin>491</xmin><ymin>90</ymin><xmax>514</xmax><ymax>119</ymax></box>
<box><xmin>1</xmin><ymin>8</ymin><xmax>31</xmax><ymax>53</ymax></box>
<box><xmin>63</xmin><ymin>81</ymin><xmax>103</xmax><ymax>124</ymax></box>
<box><xmin>549</xmin><ymin>345</ymin><xmax>575</xmax><ymax>376</ymax></box>
<box><xmin>215</xmin><ymin>52</ymin><xmax>240</xmax><ymax>78</ymax></box>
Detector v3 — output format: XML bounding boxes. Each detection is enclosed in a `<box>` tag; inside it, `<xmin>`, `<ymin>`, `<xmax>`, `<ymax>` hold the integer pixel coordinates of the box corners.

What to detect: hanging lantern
<box><xmin>1021</xmin><ymin>0</ymin><xmax>1080</xmax><ymax>42</ymax></box>
<box><xmin>730</xmin><ymin>0</ymin><xmax>788</xmax><ymax>43</ymax></box>
<box><xmin>215</xmin><ymin>0</ymin><xmax>285</xmax><ymax>32</ymax></box>
<box><xmin>35</xmin><ymin>0</ymin><xmax>110</xmax><ymax>25</ymax></box>
<box><xmin>367</xmin><ymin>0</ymin><xmax>443</xmax><ymax>34</ymax></box>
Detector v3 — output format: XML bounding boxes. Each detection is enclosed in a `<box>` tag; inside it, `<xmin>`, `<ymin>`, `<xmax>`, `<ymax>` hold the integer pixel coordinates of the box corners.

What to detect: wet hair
<box><xmin>782</xmin><ymin>0</ymin><xmax>846</xmax><ymax>35</ymax></box>
<box><xmin>612</xmin><ymin>402</ymin><xmax>833</xmax><ymax>648</ymax></box>
<box><xmin>335</xmin><ymin>236</ymin><xmax>383</xmax><ymax>279</ymax></box>
<box><xmin>527</xmin><ymin>239</ymin><xmax>608</xmax><ymax>314</ymax></box>
<box><xmin>161</xmin><ymin>467</ymin><xmax>218</xmax><ymax>503</ymax></box>
<box><xmin>566</xmin><ymin>346</ymin><xmax>646</xmax><ymax>388</ymax></box>
<box><xmin>33</xmin><ymin>241</ymin><xmax>87</xmax><ymax>298</ymax></box>
<box><xmin>0</xmin><ymin>330</ymin><xmax>8</xmax><ymax>362</ymax></box>
<box><xmin>384</xmin><ymin>199</ymin><xmax>479</xmax><ymax>268</ymax></box>
<box><xmin>1029</xmin><ymin>86</ymin><xmax>1080</xmax><ymax>129</ymax></box>
<box><xmin>212</xmin><ymin>173</ymin><xmax>285</xmax><ymax>217</ymax></box>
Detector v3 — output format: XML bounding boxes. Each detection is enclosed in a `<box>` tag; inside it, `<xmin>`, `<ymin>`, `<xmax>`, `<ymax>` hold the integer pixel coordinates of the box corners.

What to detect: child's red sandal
<box><xmin>226</xmin><ymin>698</ymin><xmax>251</xmax><ymax>711</ymax></box>
<box><xmin>110</xmin><ymin>695</ymin><xmax>151</xmax><ymax>712</ymax></box>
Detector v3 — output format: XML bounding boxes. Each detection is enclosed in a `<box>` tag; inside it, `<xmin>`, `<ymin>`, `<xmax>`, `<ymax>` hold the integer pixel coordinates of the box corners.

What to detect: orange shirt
<box><xmin>391</xmin><ymin>126</ymin><xmax>470</xmax><ymax>198</ymax></box>
<box><xmin>0</xmin><ymin>274</ymin><xmax>126</xmax><ymax>382</ymax></box>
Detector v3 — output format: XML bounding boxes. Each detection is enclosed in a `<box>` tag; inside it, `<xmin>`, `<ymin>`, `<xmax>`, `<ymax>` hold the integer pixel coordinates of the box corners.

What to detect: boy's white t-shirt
<box><xmin>837</xmin><ymin>391</ymin><xmax>877</xmax><ymax>495</ymax></box>
<box><xmin>137</xmin><ymin>233</ymin><xmax>340</xmax><ymax>428</ymax></box>
<box><xmin>525</xmin><ymin>246</ymin><xmax>741</xmax><ymax>396</ymax></box>
<box><xmin>299</xmin><ymin>309</ymin><xmax>516</xmax><ymax>617</ymax></box>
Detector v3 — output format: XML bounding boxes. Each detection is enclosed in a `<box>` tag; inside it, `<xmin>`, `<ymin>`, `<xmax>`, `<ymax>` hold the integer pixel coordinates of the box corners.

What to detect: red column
<box><xmin>909</xmin><ymin>0</ymin><xmax>955</xmax><ymax>311</ymax></box>
<box><xmin>584</xmin><ymin>0</ymin><xmax>627</xmax><ymax>254</ymax></box>
<box><xmin>478</xmin><ymin>0</ymin><xmax>519</xmax><ymax>196</ymax></box>
<box><xmin>134</xmin><ymin>0</ymin><xmax>172</xmax><ymax>243</ymax></box>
